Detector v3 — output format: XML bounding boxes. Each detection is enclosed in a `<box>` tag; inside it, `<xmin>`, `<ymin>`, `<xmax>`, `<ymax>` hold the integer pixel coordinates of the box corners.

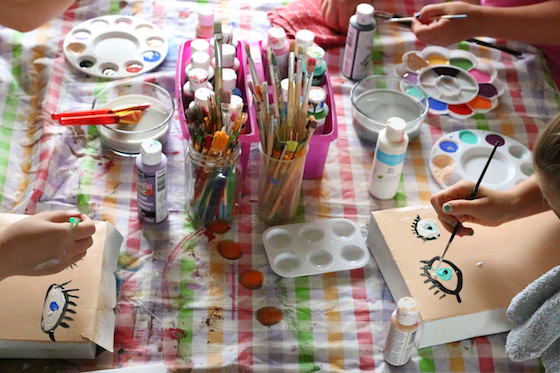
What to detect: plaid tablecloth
<box><xmin>0</xmin><ymin>0</ymin><xmax>558</xmax><ymax>372</ymax></box>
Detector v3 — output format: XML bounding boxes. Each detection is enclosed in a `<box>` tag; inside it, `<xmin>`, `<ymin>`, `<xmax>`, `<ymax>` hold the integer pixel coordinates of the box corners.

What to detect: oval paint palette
<box><xmin>430</xmin><ymin>130</ymin><xmax>533</xmax><ymax>190</ymax></box>
<box><xmin>395</xmin><ymin>46</ymin><xmax>504</xmax><ymax>119</ymax></box>
<box><xmin>63</xmin><ymin>15</ymin><xmax>168</xmax><ymax>79</ymax></box>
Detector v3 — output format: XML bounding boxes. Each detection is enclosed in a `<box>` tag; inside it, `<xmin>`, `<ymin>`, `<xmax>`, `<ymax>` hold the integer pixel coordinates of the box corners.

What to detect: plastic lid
<box><xmin>268</xmin><ymin>27</ymin><xmax>287</xmax><ymax>50</ymax></box>
<box><xmin>295</xmin><ymin>29</ymin><xmax>315</xmax><ymax>53</ymax></box>
<box><xmin>194</xmin><ymin>87</ymin><xmax>214</xmax><ymax>108</ymax></box>
<box><xmin>386</xmin><ymin>117</ymin><xmax>406</xmax><ymax>143</ymax></box>
<box><xmin>197</xmin><ymin>7</ymin><xmax>214</xmax><ymax>26</ymax></box>
<box><xmin>221</xmin><ymin>44</ymin><xmax>236</xmax><ymax>67</ymax></box>
<box><xmin>191</xmin><ymin>39</ymin><xmax>210</xmax><ymax>54</ymax></box>
<box><xmin>281</xmin><ymin>78</ymin><xmax>289</xmax><ymax>102</ymax></box>
<box><xmin>306</xmin><ymin>45</ymin><xmax>325</xmax><ymax>63</ymax></box>
<box><xmin>191</xmin><ymin>52</ymin><xmax>210</xmax><ymax>69</ymax></box>
<box><xmin>308</xmin><ymin>86</ymin><xmax>327</xmax><ymax>106</ymax></box>
<box><xmin>222</xmin><ymin>68</ymin><xmax>237</xmax><ymax>91</ymax></box>
<box><xmin>356</xmin><ymin>3</ymin><xmax>374</xmax><ymax>25</ymax></box>
<box><xmin>140</xmin><ymin>139</ymin><xmax>162</xmax><ymax>166</ymax></box>
<box><xmin>396</xmin><ymin>297</ymin><xmax>420</xmax><ymax>326</ymax></box>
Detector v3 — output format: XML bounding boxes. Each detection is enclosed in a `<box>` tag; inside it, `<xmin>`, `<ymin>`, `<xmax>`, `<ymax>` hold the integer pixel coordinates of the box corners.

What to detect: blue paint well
<box><xmin>143</xmin><ymin>50</ymin><xmax>161</xmax><ymax>62</ymax></box>
<box><xmin>428</xmin><ymin>97</ymin><xmax>447</xmax><ymax>112</ymax></box>
<box><xmin>439</xmin><ymin>141</ymin><xmax>458</xmax><ymax>153</ymax></box>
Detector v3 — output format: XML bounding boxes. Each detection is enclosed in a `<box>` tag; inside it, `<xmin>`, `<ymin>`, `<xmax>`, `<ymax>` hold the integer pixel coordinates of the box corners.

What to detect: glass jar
<box><xmin>185</xmin><ymin>141</ymin><xmax>241</xmax><ymax>229</ymax></box>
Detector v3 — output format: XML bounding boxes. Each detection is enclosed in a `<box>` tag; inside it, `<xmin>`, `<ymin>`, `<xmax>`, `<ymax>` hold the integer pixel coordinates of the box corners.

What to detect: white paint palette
<box><xmin>63</xmin><ymin>15</ymin><xmax>168</xmax><ymax>79</ymax></box>
<box><xmin>263</xmin><ymin>219</ymin><xmax>370</xmax><ymax>278</ymax></box>
<box><xmin>430</xmin><ymin>130</ymin><xmax>534</xmax><ymax>190</ymax></box>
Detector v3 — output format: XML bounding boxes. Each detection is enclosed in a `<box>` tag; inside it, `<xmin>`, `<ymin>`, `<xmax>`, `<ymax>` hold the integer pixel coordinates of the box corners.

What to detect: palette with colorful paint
<box><xmin>395</xmin><ymin>46</ymin><xmax>504</xmax><ymax>119</ymax></box>
<box><xmin>63</xmin><ymin>15</ymin><xmax>168</xmax><ymax>79</ymax></box>
<box><xmin>430</xmin><ymin>130</ymin><xmax>533</xmax><ymax>190</ymax></box>
<box><xmin>263</xmin><ymin>219</ymin><xmax>370</xmax><ymax>278</ymax></box>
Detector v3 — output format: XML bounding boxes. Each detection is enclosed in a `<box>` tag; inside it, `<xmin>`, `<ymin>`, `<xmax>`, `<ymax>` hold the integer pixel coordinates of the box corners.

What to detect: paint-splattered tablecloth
<box><xmin>0</xmin><ymin>0</ymin><xmax>558</xmax><ymax>372</ymax></box>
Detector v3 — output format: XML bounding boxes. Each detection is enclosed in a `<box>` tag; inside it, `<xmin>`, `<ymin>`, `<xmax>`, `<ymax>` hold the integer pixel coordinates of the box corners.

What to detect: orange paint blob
<box><xmin>205</xmin><ymin>220</ymin><xmax>231</xmax><ymax>234</ymax></box>
<box><xmin>239</xmin><ymin>270</ymin><xmax>264</xmax><ymax>289</ymax></box>
<box><xmin>217</xmin><ymin>240</ymin><xmax>242</xmax><ymax>260</ymax></box>
<box><xmin>256</xmin><ymin>306</ymin><xmax>283</xmax><ymax>326</ymax></box>
<box><xmin>468</xmin><ymin>96</ymin><xmax>493</xmax><ymax>110</ymax></box>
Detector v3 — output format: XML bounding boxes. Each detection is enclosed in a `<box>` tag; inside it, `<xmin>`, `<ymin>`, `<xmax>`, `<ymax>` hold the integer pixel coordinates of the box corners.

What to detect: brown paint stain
<box><xmin>205</xmin><ymin>220</ymin><xmax>231</xmax><ymax>234</ymax></box>
<box><xmin>256</xmin><ymin>306</ymin><xmax>283</xmax><ymax>326</ymax></box>
<box><xmin>239</xmin><ymin>270</ymin><xmax>263</xmax><ymax>290</ymax></box>
<box><xmin>217</xmin><ymin>240</ymin><xmax>242</xmax><ymax>260</ymax></box>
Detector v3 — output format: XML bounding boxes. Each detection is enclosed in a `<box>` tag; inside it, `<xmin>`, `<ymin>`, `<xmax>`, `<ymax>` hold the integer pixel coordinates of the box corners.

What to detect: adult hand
<box><xmin>412</xmin><ymin>1</ymin><xmax>482</xmax><ymax>46</ymax></box>
<box><xmin>430</xmin><ymin>180</ymin><xmax>516</xmax><ymax>236</ymax></box>
<box><xmin>320</xmin><ymin>0</ymin><xmax>364</xmax><ymax>33</ymax></box>
<box><xmin>0</xmin><ymin>211</ymin><xmax>96</xmax><ymax>279</ymax></box>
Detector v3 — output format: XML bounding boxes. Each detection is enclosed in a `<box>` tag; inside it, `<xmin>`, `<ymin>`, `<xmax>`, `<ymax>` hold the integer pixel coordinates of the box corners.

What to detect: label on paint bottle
<box><xmin>137</xmin><ymin>167</ymin><xmax>168</xmax><ymax>224</ymax></box>
<box><xmin>371</xmin><ymin>149</ymin><xmax>406</xmax><ymax>184</ymax></box>
<box><xmin>384</xmin><ymin>327</ymin><xmax>417</xmax><ymax>366</ymax></box>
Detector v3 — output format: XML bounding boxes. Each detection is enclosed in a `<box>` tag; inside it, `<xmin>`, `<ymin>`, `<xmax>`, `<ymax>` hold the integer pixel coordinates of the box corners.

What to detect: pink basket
<box><xmin>175</xmin><ymin>39</ymin><xmax>257</xmax><ymax>175</ymax></box>
<box><xmin>244</xmin><ymin>42</ymin><xmax>338</xmax><ymax>179</ymax></box>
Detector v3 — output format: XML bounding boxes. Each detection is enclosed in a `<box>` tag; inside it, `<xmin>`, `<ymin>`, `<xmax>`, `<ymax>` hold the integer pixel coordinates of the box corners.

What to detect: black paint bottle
<box><xmin>342</xmin><ymin>3</ymin><xmax>376</xmax><ymax>81</ymax></box>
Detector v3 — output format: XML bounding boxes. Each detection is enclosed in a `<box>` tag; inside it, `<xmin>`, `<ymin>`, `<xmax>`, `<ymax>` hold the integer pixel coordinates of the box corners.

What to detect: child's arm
<box><xmin>430</xmin><ymin>175</ymin><xmax>550</xmax><ymax>236</ymax></box>
<box><xmin>0</xmin><ymin>0</ymin><xmax>76</xmax><ymax>32</ymax></box>
<box><xmin>320</xmin><ymin>0</ymin><xmax>366</xmax><ymax>33</ymax></box>
<box><xmin>0</xmin><ymin>211</ymin><xmax>96</xmax><ymax>280</ymax></box>
<box><xmin>413</xmin><ymin>0</ymin><xmax>560</xmax><ymax>46</ymax></box>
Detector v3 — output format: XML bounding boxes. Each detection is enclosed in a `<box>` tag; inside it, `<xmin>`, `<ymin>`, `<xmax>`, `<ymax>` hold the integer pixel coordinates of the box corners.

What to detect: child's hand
<box><xmin>321</xmin><ymin>0</ymin><xmax>364</xmax><ymax>33</ymax></box>
<box><xmin>0</xmin><ymin>211</ymin><xmax>96</xmax><ymax>279</ymax></box>
<box><xmin>430</xmin><ymin>180</ymin><xmax>516</xmax><ymax>236</ymax></box>
<box><xmin>412</xmin><ymin>1</ymin><xmax>482</xmax><ymax>46</ymax></box>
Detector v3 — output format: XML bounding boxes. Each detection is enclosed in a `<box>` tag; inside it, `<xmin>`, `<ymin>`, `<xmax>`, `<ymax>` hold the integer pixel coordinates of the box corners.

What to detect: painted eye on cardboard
<box><xmin>420</xmin><ymin>256</ymin><xmax>463</xmax><ymax>303</ymax></box>
<box><xmin>41</xmin><ymin>281</ymin><xmax>79</xmax><ymax>342</ymax></box>
<box><xmin>411</xmin><ymin>215</ymin><xmax>440</xmax><ymax>241</ymax></box>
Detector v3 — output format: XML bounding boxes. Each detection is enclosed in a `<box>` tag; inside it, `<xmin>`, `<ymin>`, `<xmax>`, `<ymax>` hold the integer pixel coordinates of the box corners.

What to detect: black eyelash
<box><xmin>419</xmin><ymin>256</ymin><xmax>463</xmax><ymax>303</ymax></box>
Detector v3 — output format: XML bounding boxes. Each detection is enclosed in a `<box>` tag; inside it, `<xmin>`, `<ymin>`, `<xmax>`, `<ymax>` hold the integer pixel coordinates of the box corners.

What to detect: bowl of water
<box><xmin>351</xmin><ymin>75</ymin><xmax>428</xmax><ymax>143</ymax></box>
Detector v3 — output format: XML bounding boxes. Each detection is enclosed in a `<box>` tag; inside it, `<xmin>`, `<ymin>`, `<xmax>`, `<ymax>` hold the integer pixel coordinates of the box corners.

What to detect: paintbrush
<box><xmin>434</xmin><ymin>140</ymin><xmax>502</xmax><ymax>271</ymax></box>
<box><xmin>59</xmin><ymin>109</ymin><xmax>144</xmax><ymax>125</ymax></box>
<box><xmin>387</xmin><ymin>14</ymin><xmax>468</xmax><ymax>23</ymax></box>
<box><xmin>466</xmin><ymin>38</ymin><xmax>523</xmax><ymax>59</ymax></box>
<box><xmin>51</xmin><ymin>103</ymin><xmax>150</xmax><ymax>120</ymax></box>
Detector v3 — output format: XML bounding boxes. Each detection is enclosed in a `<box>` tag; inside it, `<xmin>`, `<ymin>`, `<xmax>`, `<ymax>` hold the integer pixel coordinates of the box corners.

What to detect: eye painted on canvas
<box><xmin>420</xmin><ymin>256</ymin><xmax>463</xmax><ymax>303</ymax></box>
<box><xmin>411</xmin><ymin>215</ymin><xmax>440</xmax><ymax>241</ymax></box>
<box><xmin>41</xmin><ymin>281</ymin><xmax>79</xmax><ymax>342</ymax></box>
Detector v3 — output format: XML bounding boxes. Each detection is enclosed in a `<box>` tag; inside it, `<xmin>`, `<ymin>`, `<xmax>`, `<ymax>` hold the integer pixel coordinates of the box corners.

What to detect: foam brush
<box><xmin>209</xmin><ymin>130</ymin><xmax>230</xmax><ymax>156</ymax></box>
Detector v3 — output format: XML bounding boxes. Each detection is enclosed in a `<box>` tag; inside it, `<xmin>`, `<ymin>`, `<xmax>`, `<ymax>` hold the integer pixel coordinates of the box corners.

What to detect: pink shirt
<box><xmin>481</xmin><ymin>0</ymin><xmax>560</xmax><ymax>87</ymax></box>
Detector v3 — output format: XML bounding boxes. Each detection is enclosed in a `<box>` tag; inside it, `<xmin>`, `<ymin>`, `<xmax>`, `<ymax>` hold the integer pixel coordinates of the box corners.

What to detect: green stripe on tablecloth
<box><xmin>178</xmin><ymin>244</ymin><xmax>196</xmax><ymax>361</ymax></box>
<box><xmin>109</xmin><ymin>0</ymin><xmax>121</xmax><ymax>14</ymax></box>
<box><xmin>473</xmin><ymin>114</ymin><xmax>490</xmax><ymax>131</ymax></box>
<box><xmin>372</xmin><ymin>33</ymin><xmax>384</xmax><ymax>75</ymax></box>
<box><xmin>294</xmin><ymin>277</ymin><xmax>320</xmax><ymax>372</ymax></box>
<box><xmin>196</xmin><ymin>0</ymin><xmax>209</xmax><ymax>4</ymax></box>
<box><xmin>0</xmin><ymin>32</ymin><xmax>23</xmax><ymax>206</ymax></box>
<box><xmin>76</xmin><ymin>126</ymin><xmax>100</xmax><ymax>214</ymax></box>
<box><xmin>393</xmin><ymin>174</ymin><xmax>407</xmax><ymax>207</ymax></box>
<box><xmin>418</xmin><ymin>347</ymin><xmax>436</xmax><ymax>372</ymax></box>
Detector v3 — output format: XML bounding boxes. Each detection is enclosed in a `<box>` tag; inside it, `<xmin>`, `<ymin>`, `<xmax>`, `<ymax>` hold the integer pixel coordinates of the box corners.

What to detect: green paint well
<box><xmin>459</xmin><ymin>130</ymin><xmax>478</xmax><ymax>144</ymax></box>
<box><xmin>450</xmin><ymin>57</ymin><xmax>474</xmax><ymax>71</ymax></box>
<box><xmin>406</xmin><ymin>86</ymin><xmax>426</xmax><ymax>99</ymax></box>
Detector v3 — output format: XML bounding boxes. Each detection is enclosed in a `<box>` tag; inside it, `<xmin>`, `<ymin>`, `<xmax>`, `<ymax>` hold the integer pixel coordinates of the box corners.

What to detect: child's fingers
<box><xmin>40</xmin><ymin>210</ymin><xmax>82</xmax><ymax>223</ymax></box>
<box><xmin>73</xmin><ymin>236</ymin><xmax>94</xmax><ymax>252</ymax></box>
<box><xmin>72</xmin><ymin>216</ymin><xmax>96</xmax><ymax>239</ymax></box>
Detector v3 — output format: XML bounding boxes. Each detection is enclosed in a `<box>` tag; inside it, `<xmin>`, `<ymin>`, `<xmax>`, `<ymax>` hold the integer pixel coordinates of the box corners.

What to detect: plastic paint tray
<box><xmin>244</xmin><ymin>42</ymin><xmax>338</xmax><ymax>179</ymax></box>
<box><xmin>175</xmin><ymin>39</ymin><xmax>256</xmax><ymax>174</ymax></box>
<box><xmin>430</xmin><ymin>129</ymin><xmax>533</xmax><ymax>190</ymax></box>
<box><xmin>263</xmin><ymin>219</ymin><xmax>370</xmax><ymax>278</ymax></box>
<box><xmin>64</xmin><ymin>15</ymin><xmax>168</xmax><ymax>79</ymax></box>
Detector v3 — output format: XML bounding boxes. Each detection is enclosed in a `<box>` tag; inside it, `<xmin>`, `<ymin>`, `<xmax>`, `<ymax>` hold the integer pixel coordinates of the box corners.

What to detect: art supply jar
<box><xmin>258</xmin><ymin>145</ymin><xmax>307</xmax><ymax>226</ymax></box>
<box><xmin>185</xmin><ymin>142</ymin><xmax>241</xmax><ymax>229</ymax></box>
<box><xmin>93</xmin><ymin>81</ymin><xmax>174</xmax><ymax>156</ymax></box>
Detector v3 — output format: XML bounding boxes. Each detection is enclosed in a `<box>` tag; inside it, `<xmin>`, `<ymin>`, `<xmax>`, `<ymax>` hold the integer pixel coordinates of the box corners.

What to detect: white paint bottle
<box><xmin>384</xmin><ymin>297</ymin><xmax>421</xmax><ymax>366</ymax></box>
<box><xmin>342</xmin><ymin>3</ymin><xmax>376</xmax><ymax>81</ymax></box>
<box><xmin>368</xmin><ymin>117</ymin><xmax>409</xmax><ymax>199</ymax></box>
<box><xmin>136</xmin><ymin>140</ymin><xmax>168</xmax><ymax>224</ymax></box>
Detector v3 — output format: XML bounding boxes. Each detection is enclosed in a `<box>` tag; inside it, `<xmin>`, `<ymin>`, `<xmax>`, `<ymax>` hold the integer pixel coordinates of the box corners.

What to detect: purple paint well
<box><xmin>478</xmin><ymin>83</ymin><xmax>498</xmax><ymax>98</ymax></box>
<box><xmin>470</xmin><ymin>69</ymin><xmax>491</xmax><ymax>83</ymax></box>
<box><xmin>402</xmin><ymin>71</ymin><xmax>419</xmax><ymax>85</ymax></box>
<box><xmin>486</xmin><ymin>134</ymin><xmax>505</xmax><ymax>146</ymax></box>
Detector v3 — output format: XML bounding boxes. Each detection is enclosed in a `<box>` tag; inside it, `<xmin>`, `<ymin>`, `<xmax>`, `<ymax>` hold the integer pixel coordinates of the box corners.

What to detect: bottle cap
<box><xmin>230</xmin><ymin>94</ymin><xmax>244</xmax><ymax>112</ymax></box>
<box><xmin>191</xmin><ymin>52</ymin><xmax>210</xmax><ymax>69</ymax></box>
<box><xmin>221</xmin><ymin>44</ymin><xmax>236</xmax><ymax>67</ymax></box>
<box><xmin>386</xmin><ymin>117</ymin><xmax>407</xmax><ymax>143</ymax></box>
<box><xmin>268</xmin><ymin>27</ymin><xmax>287</xmax><ymax>50</ymax></box>
<box><xmin>197</xmin><ymin>7</ymin><xmax>214</xmax><ymax>27</ymax></box>
<box><xmin>396</xmin><ymin>297</ymin><xmax>420</xmax><ymax>326</ymax></box>
<box><xmin>188</xmin><ymin>68</ymin><xmax>209</xmax><ymax>91</ymax></box>
<box><xmin>222</xmin><ymin>68</ymin><xmax>237</xmax><ymax>91</ymax></box>
<box><xmin>191</xmin><ymin>39</ymin><xmax>210</xmax><ymax>55</ymax></box>
<box><xmin>140</xmin><ymin>139</ymin><xmax>162</xmax><ymax>166</ymax></box>
<box><xmin>281</xmin><ymin>78</ymin><xmax>289</xmax><ymax>102</ymax></box>
<box><xmin>308</xmin><ymin>86</ymin><xmax>327</xmax><ymax>112</ymax></box>
<box><xmin>356</xmin><ymin>3</ymin><xmax>374</xmax><ymax>25</ymax></box>
<box><xmin>295</xmin><ymin>29</ymin><xmax>315</xmax><ymax>54</ymax></box>
<box><xmin>194</xmin><ymin>87</ymin><xmax>214</xmax><ymax>109</ymax></box>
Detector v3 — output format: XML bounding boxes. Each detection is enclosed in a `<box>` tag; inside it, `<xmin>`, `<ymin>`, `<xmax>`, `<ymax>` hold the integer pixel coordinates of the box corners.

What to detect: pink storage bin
<box><xmin>244</xmin><ymin>42</ymin><xmax>338</xmax><ymax>179</ymax></box>
<box><xmin>175</xmin><ymin>39</ymin><xmax>256</xmax><ymax>175</ymax></box>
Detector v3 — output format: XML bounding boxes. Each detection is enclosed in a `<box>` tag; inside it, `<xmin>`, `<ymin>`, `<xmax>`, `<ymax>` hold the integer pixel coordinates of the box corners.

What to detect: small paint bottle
<box><xmin>218</xmin><ymin>44</ymin><xmax>240</xmax><ymax>72</ymax></box>
<box><xmin>267</xmin><ymin>27</ymin><xmax>290</xmax><ymax>79</ymax></box>
<box><xmin>306</xmin><ymin>45</ymin><xmax>326</xmax><ymax>86</ymax></box>
<box><xmin>191</xmin><ymin>38</ymin><xmax>211</xmax><ymax>56</ymax></box>
<box><xmin>342</xmin><ymin>3</ymin><xmax>376</xmax><ymax>81</ymax></box>
<box><xmin>383</xmin><ymin>297</ymin><xmax>421</xmax><ymax>366</ymax></box>
<box><xmin>222</xmin><ymin>68</ymin><xmax>237</xmax><ymax>91</ymax></box>
<box><xmin>183</xmin><ymin>68</ymin><xmax>212</xmax><ymax>100</ymax></box>
<box><xmin>368</xmin><ymin>117</ymin><xmax>409</xmax><ymax>200</ymax></box>
<box><xmin>189</xmin><ymin>87</ymin><xmax>214</xmax><ymax>111</ymax></box>
<box><xmin>307</xmin><ymin>86</ymin><xmax>328</xmax><ymax>134</ymax></box>
<box><xmin>185</xmin><ymin>51</ymin><xmax>215</xmax><ymax>81</ymax></box>
<box><xmin>195</xmin><ymin>7</ymin><xmax>214</xmax><ymax>39</ymax></box>
<box><xmin>136</xmin><ymin>139</ymin><xmax>168</xmax><ymax>224</ymax></box>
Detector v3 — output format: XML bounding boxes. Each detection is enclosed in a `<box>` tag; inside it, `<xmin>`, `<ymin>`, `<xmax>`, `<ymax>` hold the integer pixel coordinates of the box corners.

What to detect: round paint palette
<box><xmin>395</xmin><ymin>46</ymin><xmax>504</xmax><ymax>119</ymax></box>
<box><xmin>63</xmin><ymin>15</ymin><xmax>168</xmax><ymax>79</ymax></box>
<box><xmin>430</xmin><ymin>130</ymin><xmax>534</xmax><ymax>190</ymax></box>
